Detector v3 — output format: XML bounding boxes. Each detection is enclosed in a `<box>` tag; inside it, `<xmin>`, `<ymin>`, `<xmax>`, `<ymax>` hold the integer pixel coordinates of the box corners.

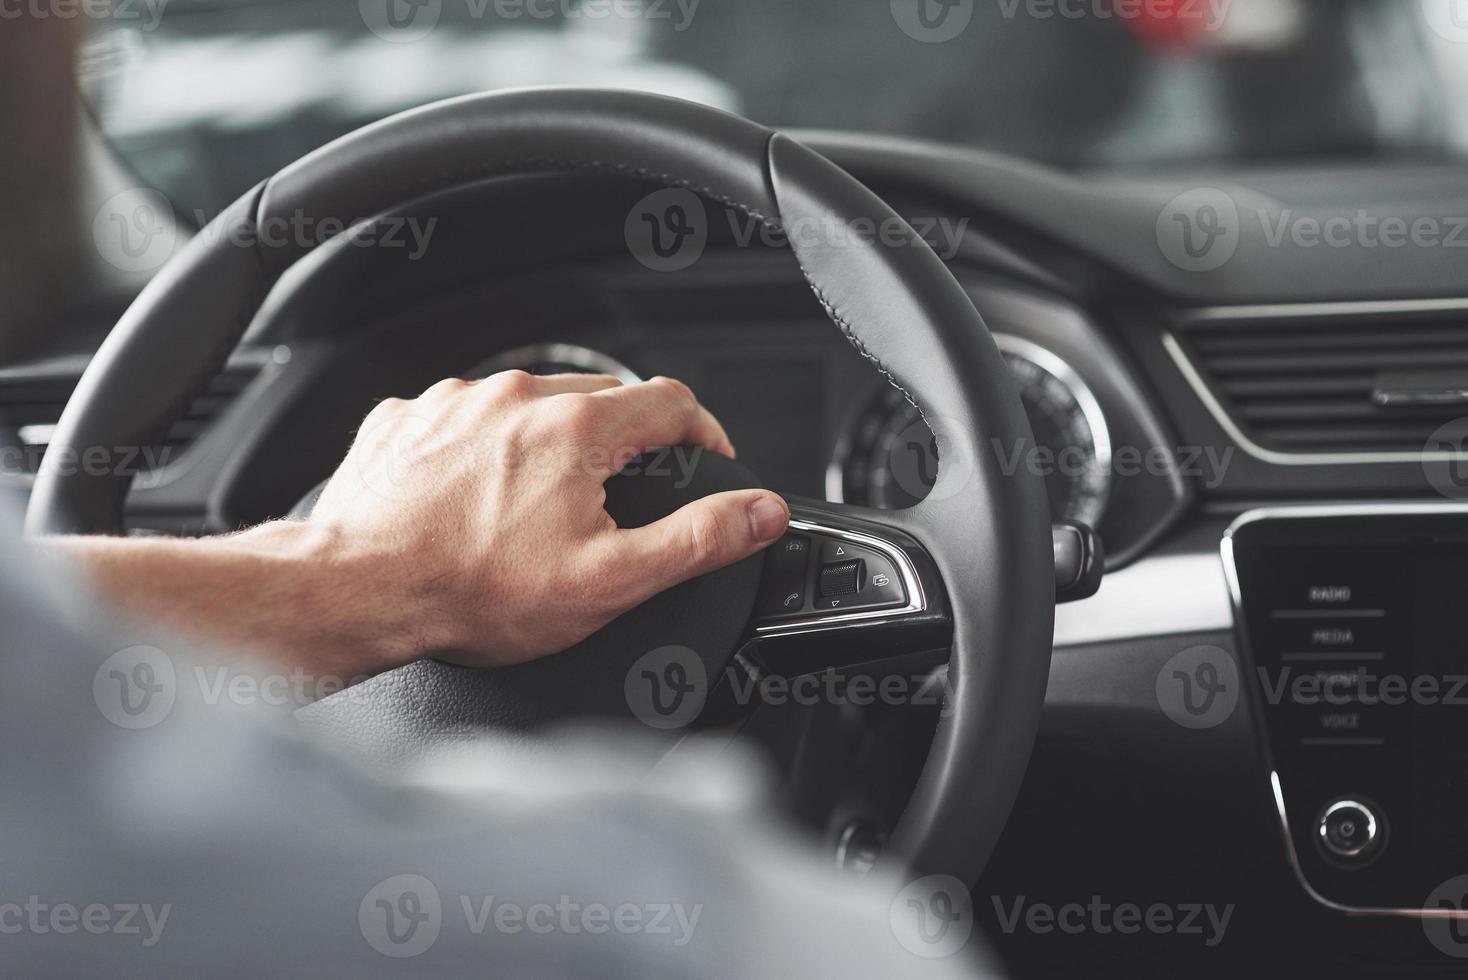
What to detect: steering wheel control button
<box><xmin>757</xmin><ymin>534</ymin><xmax>812</xmax><ymax>617</ymax></box>
<box><xmin>819</xmin><ymin>560</ymin><xmax>863</xmax><ymax>597</ymax></box>
<box><xmin>813</xmin><ymin>540</ymin><xmax>907</xmax><ymax>612</ymax></box>
<box><xmin>820</xmin><ymin>538</ymin><xmax>859</xmax><ymax>564</ymax></box>
<box><xmin>856</xmin><ymin>553</ymin><xmax>906</xmax><ymax>609</ymax></box>
<box><xmin>1316</xmin><ymin>798</ymin><xmax>1385</xmax><ymax>865</ymax></box>
<box><xmin>754</xmin><ymin>519</ymin><xmax>926</xmax><ymax>634</ymax></box>
<box><xmin>1052</xmin><ymin>521</ymin><xmax>1104</xmax><ymax>602</ymax></box>
<box><xmin>835</xmin><ymin>821</ymin><xmax>888</xmax><ymax>875</ymax></box>
<box><xmin>1053</xmin><ymin>524</ymin><xmax>1083</xmax><ymax>589</ymax></box>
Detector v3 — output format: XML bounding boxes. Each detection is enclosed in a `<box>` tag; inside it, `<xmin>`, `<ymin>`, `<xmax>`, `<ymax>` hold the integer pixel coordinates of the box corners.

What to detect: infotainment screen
<box><xmin>1228</xmin><ymin>510</ymin><xmax>1468</xmax><ymax>911</ymax></box>
<box><xmin>1407</xmin><ymin>543</ymin><xmax>1468</xmax><ymax>856</ymax></box>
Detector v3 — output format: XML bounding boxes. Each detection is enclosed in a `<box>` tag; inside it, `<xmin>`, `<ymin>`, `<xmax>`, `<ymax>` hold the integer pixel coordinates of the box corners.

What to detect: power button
<box><xmin>1315</xmin><ymin>797</ymin><xmax>1385</xmax><ymax>865</ymax></box>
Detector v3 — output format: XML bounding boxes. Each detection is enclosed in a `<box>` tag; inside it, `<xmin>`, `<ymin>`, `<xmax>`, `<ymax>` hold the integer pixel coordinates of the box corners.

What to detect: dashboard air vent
<box><xmin>1174</xmin><ymin>317</ymin><xmax>1468</xmax><ymax>456</ymax></box>
<box><xmin>0</xmin><ymin>356</ymin><xmax>265</xmax><ymax>474</ymax></box>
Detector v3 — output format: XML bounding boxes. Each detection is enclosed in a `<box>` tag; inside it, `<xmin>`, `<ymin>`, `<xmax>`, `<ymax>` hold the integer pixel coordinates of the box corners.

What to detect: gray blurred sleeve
<box><xmin>0</xmin><ymin>504</ymin><xmax>1000</xmax><ymax>978</ymax></box>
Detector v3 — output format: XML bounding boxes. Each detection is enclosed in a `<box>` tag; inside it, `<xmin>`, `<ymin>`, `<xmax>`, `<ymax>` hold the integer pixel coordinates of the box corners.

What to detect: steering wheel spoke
<box><xmin>36</xmin><ymin>88</ymin><xmax>1058</xmax><ymax>886</ymax></box>
<box><xmin>739</xmin><ymin>498</ymin><xmax>952</xmax><ymax>677</ymax></box>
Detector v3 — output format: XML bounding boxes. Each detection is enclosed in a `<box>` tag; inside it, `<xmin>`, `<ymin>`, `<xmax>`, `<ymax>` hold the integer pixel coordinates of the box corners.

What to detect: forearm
<box><xmin>33</xmin><ymin>372</ymin><xmax>784</xmax><ymax>681</ymax></box>
<box><xmin>42</xmin><ymin>522</ymin><xmax>433</xmax><ymax>679</ymax></box>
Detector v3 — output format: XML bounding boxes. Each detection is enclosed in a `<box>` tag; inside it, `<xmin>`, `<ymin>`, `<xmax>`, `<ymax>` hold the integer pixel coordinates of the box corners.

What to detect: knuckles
<box><xmin>650</xmin><ymin>375</ymin><xmax>696</xmax><ymax>408</ymax></box>
<box><xmin>482</xmin><ymin>369</ymin><xmax>538</xmax><ymax>401</ymax></box>
<box><xmin>359</xmin><ymin>396</ymin><xmax>408</xmax><ymax>430</ymax></box>
<box><xmin>544</xmin><ymin>393</ymin><xmax>603</xmax><ymax>434</ymax></box>
<box><xmin>418</xmin><ymin>377</ymin><xmax>472</xmax><ymax>402</ymax></box>
<box><xmin>683</xmin><ymin>504</ymin><xmax>732</xmax><ymax>569</ymax></box>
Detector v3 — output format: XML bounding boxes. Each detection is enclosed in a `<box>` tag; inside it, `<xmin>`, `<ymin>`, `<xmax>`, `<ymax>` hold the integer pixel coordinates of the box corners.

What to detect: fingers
<box><xmin>420</xmin><ymin>372</ymin><xmax>625</xmax><ymax>401</ymax></box>
<box><xmin>605</xmin><ymin>489</ymin><xmax>789</xmax><ymax>606</ymax></box>
<box><xmin>587</xmin><ymin>377</ymin><xmax>736</xmax><ymax>472</ymax></box>
<box><xmin>531</xmin><ymin>373</ymin><xmax>626</xmax><ymax>395</ymax></box>
<box><xmin>406</xmin><ymin>371</ymin><xmax>732</xmax><ymax>480</ymax></box>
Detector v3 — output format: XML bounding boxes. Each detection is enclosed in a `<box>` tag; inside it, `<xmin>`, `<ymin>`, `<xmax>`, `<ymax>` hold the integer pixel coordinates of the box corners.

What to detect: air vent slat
<box><xmin>0</xmin><ymin>384</ymin><xmax>78</xmax><ymax>407</ymax></box>
<box><xmin>1266</xmin><ymin>424</ymin><xmax>1444</xmax><ymax>447</ymax></box>
<box><xmin>1193</xmin><ymin>326</ymin><xmax>1468</xmax><ymax>355</ymax></box>
<box><xmin>1238</xmin><ymin>400</ymin><xmax>1457</xmax><ymax>423</ymax></box>
<box><xmin>1221</xmin><ymin>375</ymin><xmax>1375</xmax><ymax>399</ymax></box>
<box><xmin>0</xmin><ymin>402</ymin><xmax>72</xmax><ymax>425</ymax></box>
<box><xmin>163</xmin><ymin>420</ymin><xmax>208</xmax><ymax>444</ymax></box>
<box><xmin>1182</xmin><ymin>318</ymin><xmax>1468</xmax><ymax>456</ymax></box>
<box><xmin>182</xmin><ymin>395</ymin><xmax>237</xmax><ymax>420</ymax></box>
<box><xmin>0</xmin><ymin>359</ymin><xmax>263</xmax><ymax>474</ymax></box>
<box><xmin>1208</xmin><ymin>350</ymin><xmax>1468</xmax><ymax>376</ymax></box>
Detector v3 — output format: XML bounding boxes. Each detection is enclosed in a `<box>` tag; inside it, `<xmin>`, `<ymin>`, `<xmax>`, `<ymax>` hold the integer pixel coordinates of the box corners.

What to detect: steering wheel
<box><xmin>26</xmin><ymin>89</ymin><xmax>1054</xmax><ymax>884</ymax></box>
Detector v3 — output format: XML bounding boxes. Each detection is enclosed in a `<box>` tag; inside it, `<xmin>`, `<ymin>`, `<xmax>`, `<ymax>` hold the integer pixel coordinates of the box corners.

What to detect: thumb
<box><xmin>613</xmin><ymin>489</ymin><xmax>789</xmax><ymax>605</ymax></box>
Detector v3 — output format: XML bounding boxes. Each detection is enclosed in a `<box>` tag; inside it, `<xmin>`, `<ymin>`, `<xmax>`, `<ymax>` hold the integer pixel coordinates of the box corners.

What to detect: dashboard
<box><xmin>350</xmin><ymin>256</ymin><xmax>1187</xmax><ymax>572</ymax></box>
<box><xmin>831</xmin><ymin>332</ymin><xmax>1111</xmax><ymax>527</ymax></box>
<box><xmin>47</xmin><ymin>152</ymin><xmax>1188</xmax><ymax>574</ymax></box>
<box><xmin>477</xmin><ymin>332</ymin><xmax>1114</xmax><ymax>528</ymax></box>
<box><xmin>10</xmin><ymin>131</ymin><xmax>1468</xmax><ymax>975</ymax></box>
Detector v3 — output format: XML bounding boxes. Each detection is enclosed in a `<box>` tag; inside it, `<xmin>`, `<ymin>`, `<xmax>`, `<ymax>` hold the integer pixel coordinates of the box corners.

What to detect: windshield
<box><xmin>83</xmin><ymin>0</ymin><xmax>1468</xmax><ymax>222</ymax></box>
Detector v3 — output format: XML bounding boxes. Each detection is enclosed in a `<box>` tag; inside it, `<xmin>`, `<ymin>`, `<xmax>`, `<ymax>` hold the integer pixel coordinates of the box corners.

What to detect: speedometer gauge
<box><xmin>829</xmin><ymin>334</ymin><xmax>1111</xmax><ymax>527</ymax></box>
<box><xmin>468</xmin><ymin>343</ymin><xmax>641</xmax><ymax>384</ymax></box>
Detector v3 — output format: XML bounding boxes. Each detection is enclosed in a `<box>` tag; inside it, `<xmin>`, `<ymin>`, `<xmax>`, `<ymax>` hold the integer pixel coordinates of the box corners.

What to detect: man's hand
<box><xmin>309</xmin><ymin>371</ymin><xmax>789</xmax><ymax>667</ymax></box>
<box><xmin>45</xmin><ymin>372</ymin><xmax>789</xmax><ymax>679</ymax></box>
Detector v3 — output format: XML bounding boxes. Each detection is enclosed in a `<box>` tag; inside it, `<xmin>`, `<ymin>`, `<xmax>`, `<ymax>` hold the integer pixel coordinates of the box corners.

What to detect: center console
<box><xmin>1224</xmin><ymin>505</ymin><xmax>1468</xmax><ymax>915</ymax></box>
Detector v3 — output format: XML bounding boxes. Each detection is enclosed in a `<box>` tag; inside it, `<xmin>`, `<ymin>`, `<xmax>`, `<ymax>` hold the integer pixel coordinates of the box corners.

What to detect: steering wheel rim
<box><xmin>26</xmin><ymin>88</ymin><xmax>1054</xmax><ymax>883</ymax></box>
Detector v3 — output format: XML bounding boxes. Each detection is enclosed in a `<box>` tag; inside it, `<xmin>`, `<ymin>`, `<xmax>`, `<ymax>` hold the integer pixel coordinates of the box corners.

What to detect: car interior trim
<box><xmin>1223</xmin><ymin>501</ymin><xmax>1468</xmax><ymax>920</ymax></box>
<box><xmin>468</xmin><ymin>343</ymin><xmax>642</xmax><ymax>385</ymax></box>
<box><xmin>824</xmin><ymin>332</ymin><xmax>1112</xmax><ymax>507</ymax></box>
<box><xmin>993</xmin><ymin>332</ymin><xmax>1113</xmax><ymax>506</ymax></box>
<box><xmin>1178</xmin><ymin>297</ymin><xmax>1468</xmax><ymax>324</ymax></box>
<box><xmin>1162</xmin><ymin>330</ymin><xmax>1468</xmax><ymax>466</ymax></box>
<box><xmin>1052</xmin><ymin>549</ymin><xmax>1232</xmax><ymax>648</ymax></box>
<box><xmin>753</xmin><ymin>517</ymin><xmax>927</xmax><ymax>636</ymax></box>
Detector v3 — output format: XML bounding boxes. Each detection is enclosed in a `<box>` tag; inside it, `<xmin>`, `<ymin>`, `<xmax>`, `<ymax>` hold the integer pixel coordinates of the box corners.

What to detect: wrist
<box><xmin>231</xmin><ymin>520</ymin><xmax>442</xmax><ymax>675</ymax></box>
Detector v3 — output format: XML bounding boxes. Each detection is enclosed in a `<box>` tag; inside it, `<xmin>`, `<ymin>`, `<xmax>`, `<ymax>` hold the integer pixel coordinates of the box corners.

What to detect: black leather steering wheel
<box><xmin>26</xmin><ymin>89</ymin><xmax>1054</xmax><ymax>884</ymax></box>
